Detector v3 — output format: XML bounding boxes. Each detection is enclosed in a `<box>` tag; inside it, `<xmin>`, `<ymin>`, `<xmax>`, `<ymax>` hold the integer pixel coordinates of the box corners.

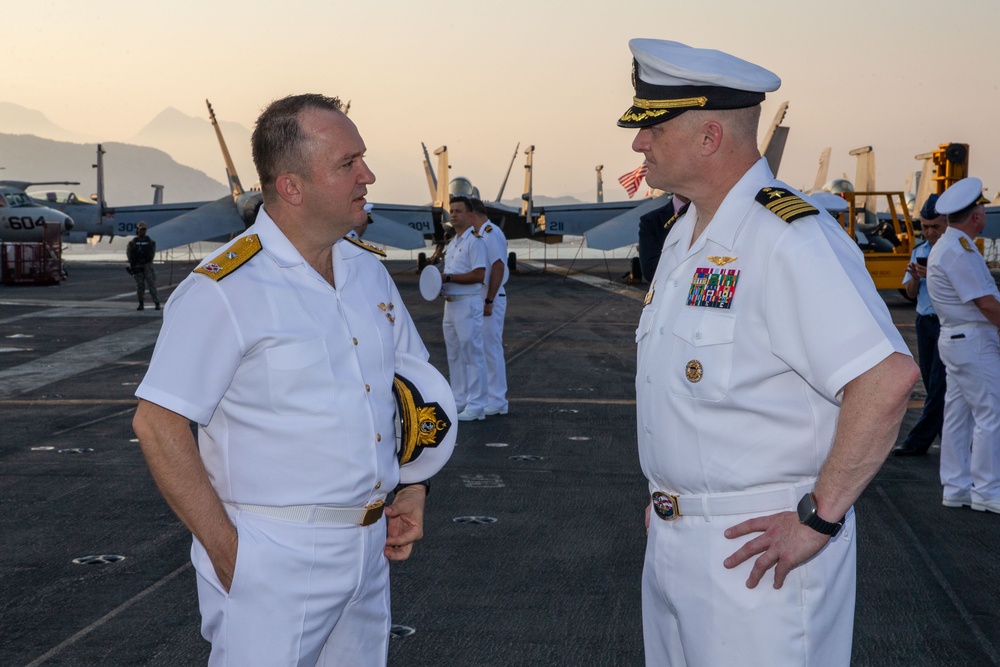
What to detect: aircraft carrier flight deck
<box><xmin>1</xmin><ymin>254</ymin><xmax>998</xmax><ymax>666</ymax></box>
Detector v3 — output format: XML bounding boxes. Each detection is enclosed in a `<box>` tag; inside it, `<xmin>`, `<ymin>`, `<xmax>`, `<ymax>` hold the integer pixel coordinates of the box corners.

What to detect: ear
<box><xmin>700</xmin><ymin>120</ymin><xmax>724</xmax><ymax>157</ymax></box>
<box><xmin>275</xmin><ymin>173</ymin><xmax>303</xmax><ymax>207</ymax></box>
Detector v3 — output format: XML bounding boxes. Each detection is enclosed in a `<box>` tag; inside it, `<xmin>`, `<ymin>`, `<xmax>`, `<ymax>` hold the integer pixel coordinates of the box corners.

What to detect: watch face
<box><xmin>796</xmin><ymin>492</ymin><xmax>815</xmax><ymax>522</ymax></box>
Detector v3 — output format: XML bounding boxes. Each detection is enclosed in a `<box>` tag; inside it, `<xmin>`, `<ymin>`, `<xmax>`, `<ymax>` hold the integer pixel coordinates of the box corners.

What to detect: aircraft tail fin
<box><xmin>206</xmin><ymin>100</ymin><xmax>244</xmax><ymax>197</ymax></box>
<box><xmin>422</xmin><ymin>142</ymin><xmax>438</xmax><ymax>203</ymax></box>
<box><xmin>812</xmin><ymin>148</ymin><xmax>831</xmax><ymax>191</ymax></box>
<box><xmin>495</xmin><ymin>142</ymin><xmax>520</xmax><ymax>202</ymax></box>
<box><xmin>94</xmin><ymin>144</ymin><xmax>107</xmax><ymax>222</ymax></box>
<box><xmin>433</xmin><ymin>145</ymin><xmax>449</xmax><ymax>212</ymax></box>
<box><xmin>521</xmin><ymin>145</ymin><xmax>534</xmax><ymax>222</ymax></box>
<box><xmin>760</xmin><ymin>101</ymin><xmax>789</xmax><ymax>176</ymax></box>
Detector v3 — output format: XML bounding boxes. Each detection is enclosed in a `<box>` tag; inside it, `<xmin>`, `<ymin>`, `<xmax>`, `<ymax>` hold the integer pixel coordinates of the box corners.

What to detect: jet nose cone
<box><xmin>63</xmin><ymin>215</ymin><xmax>75</xmax><ymax>232</ymax></box>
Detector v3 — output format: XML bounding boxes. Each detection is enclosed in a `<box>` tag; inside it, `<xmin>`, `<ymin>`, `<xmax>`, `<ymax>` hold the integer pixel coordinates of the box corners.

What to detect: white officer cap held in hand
<box><xmin>618</xmin><ymin>39</ymin><xmax>781</xmax><ymax>128</ymax></box>
<box><xmin>935</xmin><ymin>177</ymin><xmax>990</xmax><ymax>216</ymax></box>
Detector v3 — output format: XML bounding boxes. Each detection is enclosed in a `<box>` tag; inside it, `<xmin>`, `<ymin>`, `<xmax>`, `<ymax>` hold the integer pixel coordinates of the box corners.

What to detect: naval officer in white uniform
<box><xmin>442</xmin><ymin>195</ymin><xmax>489</xmax><ymax>421</ymax></box>
<box><xmin>621</xmin><ymin>39</ymin><xmax>918</xmax><ymax>666</ymax></box>
<box><xmin>133</xmin><ymin>94</ymin><xmax>430</xmax><ymax>667</ymax></box>
<box><xmin>469</xmin><ymin>197</ymin><xmax>510</xmax><ymax>416</ymax></box>
<box><xmin>926</xmin><ymin>177</ymin><xmax>1000</xmax><ymax>513</ymax></box>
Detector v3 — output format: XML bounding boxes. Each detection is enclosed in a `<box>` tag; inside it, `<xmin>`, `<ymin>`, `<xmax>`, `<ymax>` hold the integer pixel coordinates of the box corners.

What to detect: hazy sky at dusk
<box><xmin>8</xmin><ymin>0</ymin><xmax>1000</xmax><ymax>205</ymax></box>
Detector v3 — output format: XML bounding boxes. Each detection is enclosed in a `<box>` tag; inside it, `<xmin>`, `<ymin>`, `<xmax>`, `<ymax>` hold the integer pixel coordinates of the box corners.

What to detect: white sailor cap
<box><xmin>618</xmin><ymin>39</ymin><xmax>781</xmax><ymax>128</ymax></box>
<box><xmin>935</xmin><ymin>177</ymin><xmax>990</xmax><ymax>216</ymax></box>
<box><xmin>810</xmin><ymin>192</ymin><xmax>849</xmax><ymax>214</ymax></box>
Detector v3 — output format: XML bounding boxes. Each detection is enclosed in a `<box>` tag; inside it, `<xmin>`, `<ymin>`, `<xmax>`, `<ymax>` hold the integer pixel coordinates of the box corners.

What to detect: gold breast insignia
<box><xmin>706</xmin><ymin>256</ymin><xmax>737</xmax><ymax>267</ymax></box>
<box><xmin>685</xmin><ymin>360</ymin><xmax>703</xmax><ymax>383</ymax></box>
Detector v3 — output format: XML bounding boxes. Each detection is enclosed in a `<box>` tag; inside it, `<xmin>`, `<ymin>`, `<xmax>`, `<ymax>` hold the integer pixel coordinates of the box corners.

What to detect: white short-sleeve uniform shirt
<box><xmin>927</xmin><ymin>226</ymin><xmax>1000</xmax><ymax>327</ymax></box>
<box><xmin>480</xmin><ymin>221</ymin><xmax>509</xmax><ymax>288</ymax></box>
<box><xmin>636</xmin><ymin>159</ymin><xmax>908</xmax><ymax>496</ymax></box>
<box><xmin>136</xmin><ymin>208</ymin><xmax>427</xmax><ymax>508</ymax></box>
<box><xmin>443</xmin><ymin>226</ymin><xmax>487</xmax><ymax>295</ymax></box>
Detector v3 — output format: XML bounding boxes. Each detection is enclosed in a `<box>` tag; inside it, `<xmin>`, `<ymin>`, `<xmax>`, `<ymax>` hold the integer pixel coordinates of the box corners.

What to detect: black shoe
<box><xmin>137</xmin><ymin>302</ymin><xmax>144</xmax><ymax>311</ymax></box>
<box><xmin>154</xmin><ymin>302</ymin><xmax>161</xmax><ymax>311</ymax></box>
<box><xmin>892</xmin><ymin>444</ymin><xmax>929</xmax><ymax>457</ymax></box>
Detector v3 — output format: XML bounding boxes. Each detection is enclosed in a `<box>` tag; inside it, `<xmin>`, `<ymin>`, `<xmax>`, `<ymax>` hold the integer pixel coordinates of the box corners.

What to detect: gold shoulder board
<box><xmin>344</xmin><ymin>235</ymin><xmax>387</xmax><ymax>257</ymax></box>
<box><xmin>960</xmin><ymin>237</ymin><xmax>973</xmax><ymax>251</ymax></box>
<box><xmin>755</xmin><ymin>187</ymin><xmax>818</xmax><ymax>223</ymax></box>
<box><xmin>471</xmin><ymin>229</ymin><xmax>482</xmax><ymax>238</ymax></box>
<box><xmin>194</xmin><ymin>235</ymin><xmax>263</xmax><ymax>281</ymax></box>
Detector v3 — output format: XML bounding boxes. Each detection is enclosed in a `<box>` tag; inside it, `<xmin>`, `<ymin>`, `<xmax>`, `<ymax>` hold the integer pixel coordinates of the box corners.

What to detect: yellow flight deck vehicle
<box><xmin>828</xmin><ymin>143</ymin><xmax>980</xmax><ymax>293</ymax></box>
<box><xmin>834</xmin><ymin>190</ymin><xmax>916</xmax><ymax>291</ymax></box>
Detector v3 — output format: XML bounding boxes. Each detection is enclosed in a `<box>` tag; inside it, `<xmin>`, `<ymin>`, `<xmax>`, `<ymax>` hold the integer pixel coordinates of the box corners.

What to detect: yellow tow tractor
<box><xmin>833</xmin><ymin>190</ymin><xmax>916</xmax><ymax>292</ymax></box>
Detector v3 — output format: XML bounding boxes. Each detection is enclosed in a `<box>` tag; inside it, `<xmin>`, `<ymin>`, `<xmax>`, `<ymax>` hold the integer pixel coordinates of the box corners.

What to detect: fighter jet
<box><xmin>0</xmin><ymin>183</ymin><xmax>75</xmax><ymax>242</ymax></box>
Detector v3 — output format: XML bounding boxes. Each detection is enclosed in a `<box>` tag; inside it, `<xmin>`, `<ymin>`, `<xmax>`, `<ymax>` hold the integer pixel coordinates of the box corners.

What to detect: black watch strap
<box><xmin>797</xmin><ymin>492</ymin><xmax>843</xmax><ymax>536</ymax></box>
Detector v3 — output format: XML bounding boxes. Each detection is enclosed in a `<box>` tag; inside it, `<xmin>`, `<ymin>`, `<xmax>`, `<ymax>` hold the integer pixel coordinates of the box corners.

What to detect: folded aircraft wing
<box><xmin>583</xmin><ymin>195</ymin><xmax>671</xmax><ymax>250</ymax></box>
<box><xmin>366</xmin><ymin>209</ymin><xmax>428</xmax><ymax>250</ymax></box>
<box><xmin>541</xmin><ymin>200</ymin><xmax>646</xmax><ymax>237</ymax></box>
<box><xmin>143</xmin><ymin>196</ymin><xmax>246</xmax><ymax>251</ymax></box>
<box><xmin>367</xmin><ymin>203</ymin><xmax>433</xmax><ymax>249</ymax></box>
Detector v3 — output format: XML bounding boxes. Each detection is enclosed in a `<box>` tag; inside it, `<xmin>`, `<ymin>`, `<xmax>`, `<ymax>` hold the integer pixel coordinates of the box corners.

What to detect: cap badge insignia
<box><xmin>685</xmin><ymin>360</ymin><xmax>703</xmax><ymax>383</ymax></box>
<box><xmin>651</xmin><ymin>491</ymin><xmax>680</xmax><ymax>521</ymax></box>
<box><xmin>706</xmin><ymin>256</ymin><xmax>737</xmax><ymax>266</ymax></box>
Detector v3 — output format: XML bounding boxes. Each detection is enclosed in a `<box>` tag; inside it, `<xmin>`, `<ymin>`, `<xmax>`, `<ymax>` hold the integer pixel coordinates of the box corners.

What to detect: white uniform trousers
<box><xmin>192</xmin><ymin>508</ymin><xmax>391</xmax><ymax>667</ymax></box>
<box><xmin>443</xmin><ymin>295</ymin><xmax>487</xmax><ymax>414</ymax></box>
<box><xmin>938</xmin><ymin>326</ymin><xmax>1000</xmax><ymax>502</ymax></box>
<box><xmin>643</xmin><ymin>507</ymin><xmax>856</xmax><ymax>667</ymax></box>
<box><xmin>482</xmin><ymin>293</ymin><xmax>508</xmax><ymax>411</ymax></box>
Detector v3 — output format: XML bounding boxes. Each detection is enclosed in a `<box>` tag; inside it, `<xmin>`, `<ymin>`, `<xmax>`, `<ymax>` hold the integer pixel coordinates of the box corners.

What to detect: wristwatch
<box><xmin>444</xmin><ymin>274</ymin><xmax>452</xmax><ymax>283</ymax></box>
<box><xmin>796</xmin><ymin>492</ymin><xmax>844</xmax><ymax>536</ymax></box>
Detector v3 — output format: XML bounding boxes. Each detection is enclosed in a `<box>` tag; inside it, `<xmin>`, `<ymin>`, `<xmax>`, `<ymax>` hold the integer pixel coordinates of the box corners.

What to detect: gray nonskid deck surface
<box><xmin>0</xmin><ymin>258</ymin><xmax>997</xmax><ymax>666</ymax></box>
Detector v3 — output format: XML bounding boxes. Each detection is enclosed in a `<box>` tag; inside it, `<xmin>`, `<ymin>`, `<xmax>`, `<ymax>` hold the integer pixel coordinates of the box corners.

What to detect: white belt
<box><xmin>941</xmin><ymin>321</ymin><xmax>996</xmax><ymax>332</ymax></box>
<box><xmin>229</xmin><ymin>500</ymin><xmax>384</xmax><ymax>526</ymax></box>
<box><xmin>444</xmin><ymin>293</ymin><xmax>478</xmax><ymax>301</ymax></box>
<box><xmin>650</xmin><ymin>481</ymin><xmax>815</xmax><ymax>521</ymax></box>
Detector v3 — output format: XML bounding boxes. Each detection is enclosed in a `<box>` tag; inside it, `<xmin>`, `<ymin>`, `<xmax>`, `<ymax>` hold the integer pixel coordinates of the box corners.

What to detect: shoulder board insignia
<box><xmin>472</xmin><ymin>229</ymin><xmax>482</xmax><ymax>238</ymax></box>
<box><xmin>485</xmin><ymin>225</ymin><xmax>493</xmax><ymax>234</ymax></box>
<box><xmin>343</xmin><ymin>235</ymin><xmax>387</xmax><ymax>257</ymax></box>
<box><xmin>755</xmin><ymin>187</ymin><xmax>818</xmax><ymax>223</ymax></box>
<box><xmin>194</xmin><ymin>235</ymin><xmax>263</xmax><ymax>281</ymax></box>
<box><xmin>960</xmin><ymin>236</ymin><xmax>973</xmax><ymax>252</ymax></box>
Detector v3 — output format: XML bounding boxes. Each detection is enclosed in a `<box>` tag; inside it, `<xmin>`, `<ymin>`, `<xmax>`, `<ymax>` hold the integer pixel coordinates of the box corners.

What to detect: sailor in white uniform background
<box><xmin>926</xmin><ymin>177</ymin><xmax>1000</xmax><ymax>513</ymax></box>
<box><xmin>470</xmin><ymin>197</ymin><xmax>510</xmax><ymax>416</ymax></box>
<box><xmin>621</xmin><ymin>39</ymin><xmax>918</xmax><ymax>666</ymax></box>
<box><xmin>442</xmin><ymin>195</ymin><xmax>489</xmax><ymax>421</ymax></box>
<box><xmin>133</xmin><ymin>95</ymin><xmax>430</xmax><ymax>667</ymax></box>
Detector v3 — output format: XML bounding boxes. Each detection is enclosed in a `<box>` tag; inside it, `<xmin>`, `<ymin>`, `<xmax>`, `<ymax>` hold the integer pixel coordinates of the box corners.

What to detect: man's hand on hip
<box><xmin>723</xmin><ymin>511</ymin><xmax>830</xmax><ymax>589</ymax></box>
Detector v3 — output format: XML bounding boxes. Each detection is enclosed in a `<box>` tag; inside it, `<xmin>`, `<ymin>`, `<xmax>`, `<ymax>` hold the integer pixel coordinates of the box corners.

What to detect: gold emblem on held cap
<box><xmin>685</xmin><ymin>360</ymin><xmax>703</xmax><ymax>383</ymax></box>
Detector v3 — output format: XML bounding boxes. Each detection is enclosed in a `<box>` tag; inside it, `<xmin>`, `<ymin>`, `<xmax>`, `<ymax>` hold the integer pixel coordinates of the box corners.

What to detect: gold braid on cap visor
<box><xmin>620</xmin><ymin>96</ymin><xmax>709</xmax><ymax>124</ymax></box>
<box><xmin>632</xmin><ymin>96</ymin><xmax>709</xmax><ymax>110</ymax></box>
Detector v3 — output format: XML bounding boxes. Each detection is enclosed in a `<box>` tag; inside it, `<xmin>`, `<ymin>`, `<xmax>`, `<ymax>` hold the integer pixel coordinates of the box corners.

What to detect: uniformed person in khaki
<box><xmin>622</xmin><ymin>39</ymin><xmax>918</xmax><ymax>667</ymax></box>
<box><xmin>133</xmin><ymin>94</ymin><xmax>430</xmax><ymax>667</ymax></box>
<box><xmin>926</xmin><ymin>177</ymin><xmax>1000</xmax><ymax>513</ymax></box>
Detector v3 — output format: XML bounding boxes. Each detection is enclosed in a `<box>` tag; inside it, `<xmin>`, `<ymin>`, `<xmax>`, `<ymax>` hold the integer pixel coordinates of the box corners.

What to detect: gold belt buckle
<box><xmin>651</xmin><ymin>491</ymin><xmax>681</xmax><ymax>521</ymax></box>
<box><xmin>361</xmin><ymin>499</ymin><xmax>385</xmax><ymax>526</ymax></box>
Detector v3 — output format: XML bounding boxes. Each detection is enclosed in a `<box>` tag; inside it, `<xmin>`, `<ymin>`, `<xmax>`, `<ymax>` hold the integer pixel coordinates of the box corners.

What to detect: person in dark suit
<box><xmin>637</xmin><ymin>194</ymin><xmax>688</xmax><ymax>282</ymax></box>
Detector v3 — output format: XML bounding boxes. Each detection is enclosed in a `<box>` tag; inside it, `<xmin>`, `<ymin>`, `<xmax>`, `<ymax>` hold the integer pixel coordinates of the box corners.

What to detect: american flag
<box><xmin>618</xmin><ymin>164</ymin><xmax>648</xmax><ymax>198</ymax></box>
